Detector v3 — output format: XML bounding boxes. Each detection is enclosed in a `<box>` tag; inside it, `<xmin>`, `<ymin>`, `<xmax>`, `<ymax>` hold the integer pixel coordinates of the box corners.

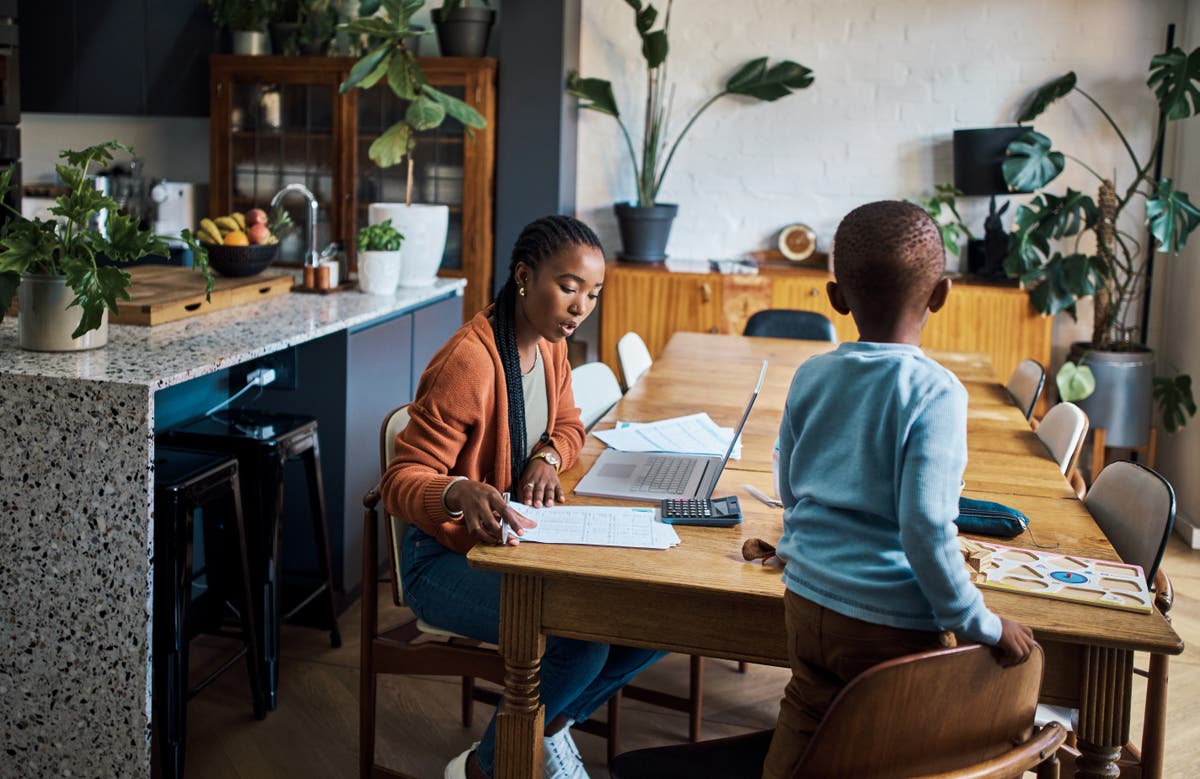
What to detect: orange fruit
<box><xmin>223</xmin><ymin>230</ymin><xmax>249</xmax><ymax>246</ymax></box>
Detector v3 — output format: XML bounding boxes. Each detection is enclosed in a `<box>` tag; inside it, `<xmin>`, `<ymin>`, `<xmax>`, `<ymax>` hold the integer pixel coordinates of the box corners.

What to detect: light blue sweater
<box><xmin>775</xmin><ymin>342</ymin><xmax>1002</xmax><ymax>645</ymax></box>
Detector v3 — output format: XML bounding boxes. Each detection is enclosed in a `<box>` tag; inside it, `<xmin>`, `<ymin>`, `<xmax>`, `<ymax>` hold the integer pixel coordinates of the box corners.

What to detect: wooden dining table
<box><xmin>468</xmin><ymin>332</ymin><xmax>1184</xmax><ymax>778</ymax></box>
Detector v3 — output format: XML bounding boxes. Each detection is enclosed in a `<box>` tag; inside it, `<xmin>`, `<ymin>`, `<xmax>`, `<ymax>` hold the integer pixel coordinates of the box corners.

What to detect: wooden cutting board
<box><xmin>5</xmin><ymin>266</ymin><xmax>296</xmax><ymax>326</ymax></box>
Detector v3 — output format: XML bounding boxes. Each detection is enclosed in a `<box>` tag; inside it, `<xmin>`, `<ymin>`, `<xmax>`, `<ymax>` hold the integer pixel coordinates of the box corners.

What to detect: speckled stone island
<box><xmin>0</xmin><ymin>278</ymin><xmax>466</xmax><ymax>777</ymax></box>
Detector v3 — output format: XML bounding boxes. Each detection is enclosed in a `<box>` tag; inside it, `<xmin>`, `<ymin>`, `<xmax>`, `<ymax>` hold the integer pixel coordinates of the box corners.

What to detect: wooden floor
<box><xmin>185</xmin><ymin>537</ymin><xmax>1200</xmax><ymax>778</ymax></box>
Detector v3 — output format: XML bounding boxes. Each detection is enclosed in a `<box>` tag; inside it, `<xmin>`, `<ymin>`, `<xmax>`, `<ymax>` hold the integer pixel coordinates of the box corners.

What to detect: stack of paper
<box><xmin>592</xmin><ymin>413</ymin><xmax>742</xmax><ymax>458</ymax></box>
<box><xmin>508</xmin><ymin>502</ymin><xmax>680</xmax><ymax>550</ymax></box>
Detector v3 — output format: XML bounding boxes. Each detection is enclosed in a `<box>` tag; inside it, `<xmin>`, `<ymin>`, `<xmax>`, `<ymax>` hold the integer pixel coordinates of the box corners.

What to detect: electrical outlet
<box><xmin>247</xmin><ymin>367</ymin><xmax>276</xmax><ymax>387</ymax></box>
<box><xmin>231</xmin><ymin>348</ymin><xmax>298</xmax><ymax>391</ymax></box>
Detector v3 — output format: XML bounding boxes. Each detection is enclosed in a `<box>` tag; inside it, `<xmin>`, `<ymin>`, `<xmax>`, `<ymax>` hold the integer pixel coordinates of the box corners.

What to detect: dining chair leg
<box><xmin>607</xmin><ymin>691</ymin><xmax>621</xmax><ymax>765</ymax></box>
<box><xmin>461</xmin><ymin>676</ymin><xmax>476</xmax><ymax>727</ymax></box>
<box><xmin>689</xmin><ymin>656</ymin><xmax>703</xmax><ymax>742</ymax></box>
<box><xmin>737</xmin><ymin>661</ymin><xmax>748</xmax><ymax>673</ymax></box>
<box><xmin>359</xmin><ymin>506</ymin><xmax>378</xmax><ymax>779</ymax></box>
<box><xmin>1036</xmin><ymin>747</ymin><xmax>1061</xmax><ymax>779</ymax></box>
<box><xmin>1141</xmin><ymin>653</ymin><xmax>1169</xmax><ymax>779</ymax></box>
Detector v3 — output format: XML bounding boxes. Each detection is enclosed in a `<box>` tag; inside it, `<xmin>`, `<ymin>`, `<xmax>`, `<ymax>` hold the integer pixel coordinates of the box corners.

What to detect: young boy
<box><xmin>762</xmin><ymin>201</ymin><xmax>1035</xmax><ymax>778</ymax></box>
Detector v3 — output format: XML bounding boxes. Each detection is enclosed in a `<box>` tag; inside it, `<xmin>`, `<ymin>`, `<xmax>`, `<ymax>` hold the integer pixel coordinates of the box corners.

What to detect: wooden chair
<box><xmin>617</xmin><ymin>331</ymin><xmax>653</xmax><ymax>390</ymax></box>
<box><xmin>572</xmin><ymin>362</ymin><xmax>623</xmax><ymax>430</ymax></box>
<box><xmin>609</xmin><ymin>644</ymin><xmax>1064</xmax><ymax>779</ymax></box>
<box><xmin>1006</xmin><ymin>359</ymin><xmax>1046</xmax><ymax>421</ymax></box>
<box><xmin>1036</xmin><ymin>402</ymin><xmax>1088</xmax><ymax>475</ymax></box>
<box><xmin>743</xmin><ymin>309</ymin><xmax>837</xmax><ymax>342</ymax></box>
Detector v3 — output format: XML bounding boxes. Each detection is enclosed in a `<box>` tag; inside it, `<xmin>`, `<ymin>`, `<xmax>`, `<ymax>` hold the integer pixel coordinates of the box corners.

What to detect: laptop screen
<box><xmin>703</xmin><ymin>360</ymin><xmax>768</xmax><ymax>498</ymax></box>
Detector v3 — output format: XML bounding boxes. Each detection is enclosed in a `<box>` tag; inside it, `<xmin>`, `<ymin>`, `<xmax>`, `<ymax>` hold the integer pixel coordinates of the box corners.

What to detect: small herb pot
<box><xmin>358</xmin><ymin>250</ymin><xmax>402</xmax><ymax>295</ymax></box>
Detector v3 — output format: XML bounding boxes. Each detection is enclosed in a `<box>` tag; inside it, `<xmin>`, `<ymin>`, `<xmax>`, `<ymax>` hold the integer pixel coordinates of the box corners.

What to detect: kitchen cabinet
<box><xmin>20</xmin><ymin>0</ymin><xmax>215</xmax><ymax>116</ymax></box>
<box><xmin>209</xmin><ymin>55</ymin><xmax>497</xmax><ymax>321</ymax></box>
<box><xmin>600</xmin><ymin>262</ymin><xmax>1052</xmax><ymax>387</ymax></box>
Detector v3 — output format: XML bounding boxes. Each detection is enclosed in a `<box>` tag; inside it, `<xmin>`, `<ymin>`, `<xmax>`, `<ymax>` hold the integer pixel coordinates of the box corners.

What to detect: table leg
<box><xmin>1074</xmin><ymin>645</ymin><xmax>1133</xmax><ymax>779</ymax></box>
<box><xmin>495</xmin><ymin>573</ymin><xmax>546</xmax><ymax>779</ymax></box>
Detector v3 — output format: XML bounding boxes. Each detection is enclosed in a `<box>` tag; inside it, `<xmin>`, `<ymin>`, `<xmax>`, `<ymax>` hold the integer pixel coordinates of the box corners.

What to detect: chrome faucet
<box><xmin>270</xmin><ymin>183</ymin><xmax>320</xmax><ymax>267</ymax></box>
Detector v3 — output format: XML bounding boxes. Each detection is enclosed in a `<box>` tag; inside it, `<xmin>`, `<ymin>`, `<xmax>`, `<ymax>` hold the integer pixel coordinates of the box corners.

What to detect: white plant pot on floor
<box><xmin>357</xmin><ymin>250</ymin><xmax>402</xmax><ymax>295</ymax></box>
<box><xmin>367</xmin><ymin>203</ymin><xmax>448</xmax><ymax>288</ymax></box>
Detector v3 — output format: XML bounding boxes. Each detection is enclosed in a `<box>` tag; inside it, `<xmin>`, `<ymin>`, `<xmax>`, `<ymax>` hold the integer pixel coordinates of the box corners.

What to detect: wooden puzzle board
<box><xmin>960</xmin><ymin>538</ymin><xmax>1151</xmax><ymax>614</ymax></box>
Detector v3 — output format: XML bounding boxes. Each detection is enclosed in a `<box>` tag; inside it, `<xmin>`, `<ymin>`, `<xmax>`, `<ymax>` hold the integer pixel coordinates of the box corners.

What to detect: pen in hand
<box><xmin>501</xmin><ymin>491</ymin><xmax>514</xmax><ymax>545</ymax></box>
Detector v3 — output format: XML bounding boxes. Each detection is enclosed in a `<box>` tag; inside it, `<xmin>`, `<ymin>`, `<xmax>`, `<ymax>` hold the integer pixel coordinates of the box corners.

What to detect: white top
<box><xmin>522</xmin><ymin>346</ymin><xmax>548</xmax><ymax>458</ymax></box>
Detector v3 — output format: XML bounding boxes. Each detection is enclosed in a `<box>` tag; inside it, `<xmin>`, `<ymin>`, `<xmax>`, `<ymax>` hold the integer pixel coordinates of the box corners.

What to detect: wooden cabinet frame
<box><xmin>210</xmin><ymin>55</ymin><xmax>496</xmax><ymax>320</ymax></box>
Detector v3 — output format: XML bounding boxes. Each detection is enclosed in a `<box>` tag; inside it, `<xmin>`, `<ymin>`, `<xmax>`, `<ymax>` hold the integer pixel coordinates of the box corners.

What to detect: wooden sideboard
<box><xmin>599</xmin><ymin>262</ymin><xmax>1052</xmax><ymax>386</ymax></box>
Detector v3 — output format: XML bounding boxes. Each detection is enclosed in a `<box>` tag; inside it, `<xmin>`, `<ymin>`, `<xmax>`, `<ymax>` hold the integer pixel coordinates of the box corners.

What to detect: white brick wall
<box><xmin>576</xmin><ymin>0</ymin><xmax>1186</xmax><ymax>372</ymax></box>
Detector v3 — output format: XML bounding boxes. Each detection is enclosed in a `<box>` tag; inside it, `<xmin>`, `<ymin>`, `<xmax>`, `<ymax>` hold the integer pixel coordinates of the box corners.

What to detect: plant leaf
<box><xmin>635</xmin><ymin>5</ymin><xmax>656</xmax><ymax>34</ymax></box>
<box><xmin>359</xmin><ymin>0</ymin><xmax>383</xmax><ymax>15</ymax></box>
<box><xmin>59</xmin><ymin>141</ymin><xmax>133</xmax><ymax>172</ymax></box>
<box><xmin>387</xmin><ymin>51</ymin><xmax>415</xmax><ymax>99</ymax></box>
<box><xmin>0</xmin><ymin>219</ymin><xmax>61</xmax><ymax>276</ymax></box>
<box><xmin>359</xmin><ymin>56</ymin><xmax>390</xmax><ymax>91</ymax></box>
<box><xmin>1015</xmin><ymin>71</ymin><xmax>1076</xmax><ymax>123</ymax></box>
<box><xmin>1057</xmin><ymin>361</ymin><xmax>1096</xmax><ymax>402</ymax></box>
<box><xmin>368</xmin><ymin>122</ymin><xmax>413</xmax><ymax>168</ymax></box>
<box><xmin>340</xmin><ymin>44</ymin><xmax>391</xmax><ymax>94</ymax></box>
<box><xmin>1146</xmin><ymin>177</ymin><xmax>1200</xmax><ymax>253</ymax></box>
<box><xmin>177</xmin><ymin>229</ymin><xmax>215</xmax><ymax>298</ymax></box>
<box><xmin>726</xmin><ymin>59</ymin><xmax>814</xmax><ymax>101</ymax></box>
<box><xmin>1147</xmin><ymin>46</ymin><xmax>1200</xmax><ymax>120</ymax></box>
<box><xmin>405</xmin><ymin>95</ymin><xmax>446</xmax><ymax>131</ymax></box>
<box><xmin>1154</xmin><ymin>374</ymin><xmax>1197</xmax><ymax>433</ymax></box>
<box><xmin>1002</xmin><ymin>130</ymin><xmax>1065</xmax><ymax>191</ymax></box>
<box><xmin>566</xmin><ymin>72</ymin><xmax>620</xmax><ymax>117</ymax></box>
<box><xmin>1025</xmin><ymin>252</ymin><xmax>1095</xmax><ymax>316</ymax></box>
<box><xmin>641</xmin><ymin>29</ymin><xmax>668</xmax><ymax>69</ymax></box>
<box><xmin>64</xmin><ymin>264</ymin><xmax>130</xmax><ymax>339</ymax></box>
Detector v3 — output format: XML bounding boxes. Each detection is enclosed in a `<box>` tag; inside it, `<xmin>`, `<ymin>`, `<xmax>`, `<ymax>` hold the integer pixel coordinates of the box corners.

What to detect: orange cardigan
<box><xmin>380</xmin><ymin>307</ymin><xmax>586</xmax><ymax>554</ymax></box>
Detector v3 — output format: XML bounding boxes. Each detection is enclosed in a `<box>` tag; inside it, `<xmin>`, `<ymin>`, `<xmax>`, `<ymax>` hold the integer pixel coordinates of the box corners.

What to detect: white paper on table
<box><xmin>508</xmin><ymin>502</ymin><xmax>681</xmax><ymax>549</ymax></box>
<box><xmin>592</xmin><ymin>412</ymin><xmax>742</xmax><ymax>458</ymax></box>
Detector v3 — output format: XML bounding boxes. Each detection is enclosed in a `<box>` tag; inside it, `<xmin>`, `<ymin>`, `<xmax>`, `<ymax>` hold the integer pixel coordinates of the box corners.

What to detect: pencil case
<box><xmin>956</xmin><ymin>496</ymin><xmax>1029</xmax><ymax>539</ymax></box>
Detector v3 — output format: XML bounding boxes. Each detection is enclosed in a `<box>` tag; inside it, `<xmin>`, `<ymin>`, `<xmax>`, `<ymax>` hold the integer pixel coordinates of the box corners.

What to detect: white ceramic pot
<box><xmin>358</xmin><ymin>250</ymin><xmax>402</xmax><ymax>295</ymax></box>
<box><xmin>367</xmin><ymin>203</ymin><xmax>448</xmax><ymax>288</ymax></box>
<box><xmin>18</xmin><ymin>273</ymin><xmax>108</xmax><ymax>351</ymax></box>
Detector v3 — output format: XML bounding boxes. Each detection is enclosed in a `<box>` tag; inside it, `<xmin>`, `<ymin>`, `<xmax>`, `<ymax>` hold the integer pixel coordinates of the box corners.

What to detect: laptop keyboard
<box><xmin>631</xmin><ymin>456</ymin><xmax>697</xmax><ymax>494</ymax></box>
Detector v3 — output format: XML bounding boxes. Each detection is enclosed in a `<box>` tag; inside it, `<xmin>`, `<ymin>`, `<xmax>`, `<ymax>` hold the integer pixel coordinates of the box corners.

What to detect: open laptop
<box><xmin>574</xmin><ymin>360</ymin><xmax>767</xmax><ymax>502</ymax></box>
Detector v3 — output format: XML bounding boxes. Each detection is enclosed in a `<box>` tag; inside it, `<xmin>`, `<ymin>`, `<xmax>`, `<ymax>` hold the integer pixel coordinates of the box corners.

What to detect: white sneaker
<box><xmin>445</xmin><ymin>742</ymin><xmax>479</xmax><ymax>779</ymax></box>
<box><xmin>543</xmin><ymin>727</ymin><xmax>588</xmax><ymax>779</ymax></box>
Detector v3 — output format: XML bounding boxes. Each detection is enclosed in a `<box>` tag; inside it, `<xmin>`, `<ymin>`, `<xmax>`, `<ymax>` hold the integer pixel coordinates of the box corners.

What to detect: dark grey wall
<box><xmin>493</xmin><ymin>0</ymin><xmax>582</xmax><ymax>295</ymax></box>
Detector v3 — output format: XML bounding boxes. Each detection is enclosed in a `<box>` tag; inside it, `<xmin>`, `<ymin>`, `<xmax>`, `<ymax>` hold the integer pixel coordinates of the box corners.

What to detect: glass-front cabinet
<box><xmin>210</xmin><ymin>55</ymin><xmax>497</xmax><ymax>320</ymax></box>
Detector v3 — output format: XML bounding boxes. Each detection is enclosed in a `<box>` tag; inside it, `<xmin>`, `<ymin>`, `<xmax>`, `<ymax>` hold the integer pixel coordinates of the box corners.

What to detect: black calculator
<box><xmin>660</xmin><ymin>496</ymin><xmax>743</xmax><ymax>527</ymax></box>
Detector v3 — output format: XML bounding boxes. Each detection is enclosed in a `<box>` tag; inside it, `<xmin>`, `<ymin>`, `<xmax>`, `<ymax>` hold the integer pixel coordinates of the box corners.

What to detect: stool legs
<box><xmin>299</xmin><ymin>438</ymin><xmax>342</xmax><ymax>649</ymax></box>
<box><xmin>227</xmin><ymin>475</ymin><xmax>268</xmax><ymax>720</ymax></box>
<box><xmin>155</xmin><ymin>491</ymin><xmax>193</xmax><ymax>779</ymax></box>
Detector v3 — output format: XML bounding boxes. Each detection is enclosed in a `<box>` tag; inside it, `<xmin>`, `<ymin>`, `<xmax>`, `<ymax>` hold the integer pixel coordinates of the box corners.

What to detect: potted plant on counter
<box><xmin>0</xmin><ymin>141</ymin><xmax>212</xmax><ymax>352</ymax></box>
<box><xmin>567</xmin><ymin>1</ymin><xmax>814</xmax><ymax>262</ymax></box>
<box><xmin>337</xmin><ymin>0</ymin><xmax>487</xmax><ymax>286</ymax></box>
<box><xmin>356</xmin><ymin>219</ymin><xmax>405</xmax><ymax>294</ymax></box>
<box><xmin>209</xmin><ymin>0</ymin><xmax>273</xmax><ymax>55</ymax></box>
<box><xmin>431</xmin><ymin>0</ymin><xmax>495</xmax><ymax>58</ymax></box>
<box><xmin>1001</xmin><ymin>46</ymin><xmax>1200</xmax><ymax>439</ymax></box>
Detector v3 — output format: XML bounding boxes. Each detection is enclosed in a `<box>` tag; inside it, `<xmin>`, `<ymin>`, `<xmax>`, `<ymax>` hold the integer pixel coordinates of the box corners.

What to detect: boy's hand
<box><xmin>993</xmin><ymin>617</ymin><xmax>1036</xmax><ymax>667</ymax></box>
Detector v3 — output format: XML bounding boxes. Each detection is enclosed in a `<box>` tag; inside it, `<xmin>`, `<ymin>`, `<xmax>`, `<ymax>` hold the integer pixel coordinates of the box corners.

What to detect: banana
<box><xmin>200</xmin><ymin>228</ymin><xmax>224</xmax><ymax>245</ymax></box>
<box><xmin>215</xmin><ymin>216</ymin><xmax>240</xmax><ymax>233</ymax></box>
<box><xmin>199</xmin><ymin>218</ymin><xmax>221</xmax><ymax>238</ymax></box>
<box><xmin>231</xmin><ymin>212</ymin><xmax>246</xmax><ymax>231</ymax></box>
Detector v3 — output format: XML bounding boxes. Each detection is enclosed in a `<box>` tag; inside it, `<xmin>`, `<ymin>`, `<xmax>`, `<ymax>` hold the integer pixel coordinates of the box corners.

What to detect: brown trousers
<box><xmin>761</xmin><ymin>590</ymin><xmax>954</xmax><ymax>779</ymax></box>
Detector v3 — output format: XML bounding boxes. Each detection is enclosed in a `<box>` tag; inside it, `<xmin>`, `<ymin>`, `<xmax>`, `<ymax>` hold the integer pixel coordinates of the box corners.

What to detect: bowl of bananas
<box><xmin>196</xmin><ymin>209</ymin><xmax>280</xmax><ymax>277</ymax></box>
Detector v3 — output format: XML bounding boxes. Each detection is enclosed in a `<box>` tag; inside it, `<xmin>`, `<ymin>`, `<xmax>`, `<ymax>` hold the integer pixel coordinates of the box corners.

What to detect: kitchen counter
<box><xmin>0</xmin><ymin>279</ymin><xmax>466</xmax><ymax>778</ymax></box>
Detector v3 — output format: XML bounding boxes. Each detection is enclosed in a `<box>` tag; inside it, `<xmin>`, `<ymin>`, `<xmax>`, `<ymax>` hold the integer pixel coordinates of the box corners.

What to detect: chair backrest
<box><xmin>617</xmin><ymin>331</ymin><xmax>653</xmax><ymax>389</ymax></box>
<box><xmin>743</xmin><ymin>309</ymin><xmax>838</xmax><ymax>343</ymax></box>
<box><xmin>1006</xmin><ymin>359</ymin><xmax>1045</xmax><ymax>420</ymax></box>
<box><xmin>571</xmin><ymin>362</ymin><xmax>623</xmax><ymax>430</ymax></box>
<box><xmin>1036</xmin><ymin>402</ymin><xmax>1088</xmax><ymax>475</ymax></box>
<box><xmin>1085</xmin><ymin>461</ymin><xmax>1175</xmax><ymax>586</ymax></box>
<box><xmin>379</xmin><ymin>403</ymin><xmax>412</xmax><ymax>607</ymax></box>
<box><xmin>796</xmin><ymin>644</ymin><xmax>1044</xmax><ymax>778</ymax></box>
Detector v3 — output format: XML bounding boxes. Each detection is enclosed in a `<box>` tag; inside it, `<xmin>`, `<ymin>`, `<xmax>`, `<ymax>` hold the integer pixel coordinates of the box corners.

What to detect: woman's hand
<box><xmin>444</xmin><ymin>480</ymin><xmax>535</xmax><ymax>545</ymax></box>
<box><xmin>518</xmin><ymin>458</ymin><xmax>565</xmax><ymax>508</ymax></box>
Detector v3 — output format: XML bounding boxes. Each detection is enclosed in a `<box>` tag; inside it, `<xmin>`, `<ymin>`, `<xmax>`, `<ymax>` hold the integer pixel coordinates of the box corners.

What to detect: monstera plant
<box><xmin>1001</xmin><ymin>46</ymin><xmax>1200</xmax><ymax>435</ymax></box>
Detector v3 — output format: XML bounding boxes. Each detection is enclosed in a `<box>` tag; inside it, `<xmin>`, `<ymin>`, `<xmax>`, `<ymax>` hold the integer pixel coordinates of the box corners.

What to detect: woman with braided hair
<box><xmin>381</xmin><ymin>214</ymin><xmax>663</xmax><ymax>779</ymax></box>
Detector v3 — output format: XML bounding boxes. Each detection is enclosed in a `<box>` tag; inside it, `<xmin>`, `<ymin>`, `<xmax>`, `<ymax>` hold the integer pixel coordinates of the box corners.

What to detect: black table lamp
<box><xmin>953</xmin><ymin>127</ymin><xmax>1027</xmax><ymax>282</ymax></box>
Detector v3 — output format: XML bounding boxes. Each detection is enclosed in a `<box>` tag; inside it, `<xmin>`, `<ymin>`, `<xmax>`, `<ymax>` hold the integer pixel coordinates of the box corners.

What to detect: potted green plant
<box><xmin>209</xmin><ymin>0</ymin><xmax>274</xmax><ymax>54</ymax></box>
<box><xmin>337</xmin><ymin>0</ymin><xmax>486</xmax><ymax>284</ymax></box>
<box><xmin>1001</xmin><ymin>46</ymin><xmax>1200</xmax><ymax>440</ymax></box>
<box><xmin>431</xmin><ymin>0</ymin><xmax>494</xmax><ymax>58</ymax></box>
<box><xmin>0</xmin><ymin>142</ymin><xmax>212</xmax><ymax>352</ymax></box>
<box><xmin>566</xmin><ymin>1</ymin><xmax>814</xmax><ymax>262</ymax></box>
<box><xmin>356</xmin><ymin>219</ymin><xmax>405</xmax><ymax>294</ymax></box>
<box><xmin>910</xmin><ymin>184</ymin><xmax>973</xmax><ymax>269</ymax></box>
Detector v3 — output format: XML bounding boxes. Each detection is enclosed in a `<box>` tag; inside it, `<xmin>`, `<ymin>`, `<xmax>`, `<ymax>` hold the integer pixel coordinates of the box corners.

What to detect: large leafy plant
<box><xmin>566</xmin><ymin>0</ymin><xmax>814</xmax><ymax>207</ymax></box>
<box><xmin>1002</xmin><ymin>47</ymin><xmax>1200</xmax><ymax>430</ymax></box>
<box><xmin>0</xmin><ymin>141</ymin><xmax>212</xmax><ymax>339</ymax></box>
<box><xmin>337</xmin><ymin>0</ymin><xmax>487</xmax><ymax>202</ymax></box>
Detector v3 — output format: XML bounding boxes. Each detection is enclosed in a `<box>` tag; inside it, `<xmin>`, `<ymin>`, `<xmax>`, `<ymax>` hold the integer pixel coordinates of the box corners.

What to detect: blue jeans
<box><xmin>402</xmin><ymin>526</ymin><xmax>665</xmax><ymax>776</ymax></box>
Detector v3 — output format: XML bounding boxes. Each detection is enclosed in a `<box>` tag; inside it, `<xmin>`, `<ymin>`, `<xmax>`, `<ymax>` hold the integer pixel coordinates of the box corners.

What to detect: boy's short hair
<box><xmin>832</xmin><ymin>201</ymin><xmax>945</xmax><ymax>318</ymax></box>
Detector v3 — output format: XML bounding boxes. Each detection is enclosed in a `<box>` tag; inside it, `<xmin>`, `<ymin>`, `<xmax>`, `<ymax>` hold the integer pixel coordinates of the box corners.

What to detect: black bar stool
<box><xmin>162</xmin><ymin>409</ymin><xmax>342</xmax><ymax>710</ymax></box>
<box><xmin>153</xmin><ymin>447</ymin><xmax>266</xmax><ymax>779</ymax></box>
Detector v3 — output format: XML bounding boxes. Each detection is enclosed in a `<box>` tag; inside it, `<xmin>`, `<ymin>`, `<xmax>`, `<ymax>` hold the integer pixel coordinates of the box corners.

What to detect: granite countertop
<box><xmin>0</xmin><ymin>278</ymin><xmax>466</xmax><ymax>389</ymax></box>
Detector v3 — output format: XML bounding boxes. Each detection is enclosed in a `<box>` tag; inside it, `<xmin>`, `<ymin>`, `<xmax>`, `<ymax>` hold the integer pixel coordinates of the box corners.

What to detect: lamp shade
<box><xmin>953</xmin><ymin>127</ymin><xmax>1029</xmax><ymax>196</ymax></box>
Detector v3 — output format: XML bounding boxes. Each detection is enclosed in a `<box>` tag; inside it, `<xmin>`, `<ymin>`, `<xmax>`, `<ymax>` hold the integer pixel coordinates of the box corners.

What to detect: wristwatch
<box><xmin>529</xmin><ymin>449</ymin><xmax>561</xmax><ymax>472</ymax></box>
